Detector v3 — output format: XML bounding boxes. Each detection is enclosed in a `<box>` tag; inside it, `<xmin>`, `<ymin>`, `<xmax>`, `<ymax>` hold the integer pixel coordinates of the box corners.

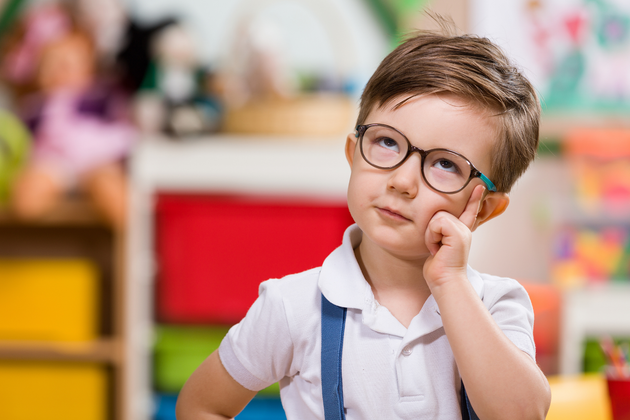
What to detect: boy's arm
<box><xmin>176</xmin><ymin>350</ymin><xmax>257</xmax><ymax>420</ymax></box>
<box><xmin>424</xmin><ymin>185</ymin><xmax>551</xmax><ymax>420</ymax></box>
<box><xmin>434</xmin><ymin>279</ymin><xmax>550</xmax><ymax>420</ymax></box>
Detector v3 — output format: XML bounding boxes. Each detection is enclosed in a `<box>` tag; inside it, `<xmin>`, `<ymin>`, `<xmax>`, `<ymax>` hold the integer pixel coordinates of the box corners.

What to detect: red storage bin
<box><xmin>155</xmin><ymin>194</ymin><xmax>354</xmax><ymax>324</ymax></box>
<box><xmin>522</xmin><ymin>282</ymin><xmax>561</xmax><ymax>375</ymax></box>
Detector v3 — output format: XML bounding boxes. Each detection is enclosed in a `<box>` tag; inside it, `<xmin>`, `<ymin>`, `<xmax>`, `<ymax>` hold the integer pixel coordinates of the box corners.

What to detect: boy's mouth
<box><xmin>378</xmin><ymin>207</ymin><xmax>412</xmax><ymax>222</ymax></box>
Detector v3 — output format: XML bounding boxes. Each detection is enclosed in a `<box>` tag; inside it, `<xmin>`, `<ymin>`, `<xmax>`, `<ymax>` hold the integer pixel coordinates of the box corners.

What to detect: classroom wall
<box><xmin>121</xmin><ymin>0</ymin><xmax>390</xmax><ymax>99</ymax></box>
<box><xmin>113</xmin><ymin>0</ymin><xmax>574</xmax><ymax>284</ymax></box>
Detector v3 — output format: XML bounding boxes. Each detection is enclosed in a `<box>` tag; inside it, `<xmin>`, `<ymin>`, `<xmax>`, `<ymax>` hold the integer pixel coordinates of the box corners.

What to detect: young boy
<box><xmin>177</xmin><ymin>27</ymin><xmax>551</xmax><ymax>420</ymax></box>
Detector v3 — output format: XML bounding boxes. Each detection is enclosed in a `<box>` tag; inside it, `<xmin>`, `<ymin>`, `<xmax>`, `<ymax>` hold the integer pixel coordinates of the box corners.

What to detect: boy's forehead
<box><xmin>369</xmin><ymin>93</ymin><xmax>501</xmax><ymax>131</ymax></box>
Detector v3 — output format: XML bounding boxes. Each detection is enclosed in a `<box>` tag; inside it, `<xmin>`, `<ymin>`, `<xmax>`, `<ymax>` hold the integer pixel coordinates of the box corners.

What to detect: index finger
<box><xmin>458</xmin><ymin>184</ymin><xmax>486</xmax><ymax>230</ymax></box>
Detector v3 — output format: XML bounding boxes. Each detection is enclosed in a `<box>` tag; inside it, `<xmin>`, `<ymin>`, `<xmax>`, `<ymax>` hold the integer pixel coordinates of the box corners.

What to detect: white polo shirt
<box><xmin>219</xmin><ymin>224</ymin><xmax>535</xmax><ymax>419</ymax></box>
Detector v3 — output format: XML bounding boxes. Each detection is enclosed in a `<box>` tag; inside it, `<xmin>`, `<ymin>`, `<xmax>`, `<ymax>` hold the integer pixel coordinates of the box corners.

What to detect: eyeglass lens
<box><xmin>360</xmin><ymin>125</ymin><xmax>474</xmax><ymax>193</ymax></box>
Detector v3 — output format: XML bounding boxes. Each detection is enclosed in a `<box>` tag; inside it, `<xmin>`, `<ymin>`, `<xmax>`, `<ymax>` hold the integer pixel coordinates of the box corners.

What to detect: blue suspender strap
<box><xmin>321</xmin><ymin>294</ymin><xmax>347</xmax><ymax>420</ymax></box>
<box><xmin>320</xmin><ymin>292</ymin><xmax>479</xmax><ymax>420</ymax></box>
<box><xmin>461</xmin><ymin>381</ymin><xmax>481</xmax><ymax>420</ymax></box>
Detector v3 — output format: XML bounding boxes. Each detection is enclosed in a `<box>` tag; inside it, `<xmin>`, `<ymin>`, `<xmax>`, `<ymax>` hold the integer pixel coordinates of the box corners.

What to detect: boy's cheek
<box><xmin>443</xmin><ymin>189</ymin><xmax>476</xmax><ymax>219</ymax></box>
<box><xmin>425</xmin><ymin>198</ymin><xmax>467</xmax><ymax>223</ymax></box>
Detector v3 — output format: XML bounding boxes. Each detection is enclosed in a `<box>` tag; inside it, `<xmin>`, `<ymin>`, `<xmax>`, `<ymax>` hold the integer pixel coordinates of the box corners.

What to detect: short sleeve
<box><xmin>483</xmin><ymin>278</ymin><xmax>536</xmax><ymax>360</ymax></box>
<box><xmin>219</xmin><ymin>279</ymin><xmax>295</xmax><ymax>391</ymax></box>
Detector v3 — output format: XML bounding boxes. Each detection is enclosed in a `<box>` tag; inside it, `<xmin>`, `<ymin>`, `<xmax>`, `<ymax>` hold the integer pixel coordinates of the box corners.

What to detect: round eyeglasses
<box><xmin>356</xmin><ymin>123</ymin><xmax>497</xmax><ymax>194</ymax></box>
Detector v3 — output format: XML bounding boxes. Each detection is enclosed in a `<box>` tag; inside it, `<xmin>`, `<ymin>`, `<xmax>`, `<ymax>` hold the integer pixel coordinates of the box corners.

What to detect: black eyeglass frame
<box><xmin>355</xmin><ymin>123</ymin><xmax>498</xmax><ymax>194</ymax></box>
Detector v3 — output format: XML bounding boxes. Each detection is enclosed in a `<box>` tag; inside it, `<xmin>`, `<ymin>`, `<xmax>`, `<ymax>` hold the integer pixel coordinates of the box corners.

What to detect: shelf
<box><xmin>131</xmin><ymin>135</ymin><xmax>350</xmax><ymax>198</ymax></box>
<box><xmin>0</xmin><ymin>193</ymin><xmax>127</xmax><ymax>418</ymax></box>
<box><xmin>540</xmin><ymin>114</ymin><xmax>630</xmax><ymax>140</ymax></box>
<box><xmin>0</xmin><ymin>196</ymin><xmax>107</xmax><ymax>226</ymax></box>
<box><xmin>0</xmin><ymin>338</ymin><xmax>122</xmax><ymax>363</ymax></box>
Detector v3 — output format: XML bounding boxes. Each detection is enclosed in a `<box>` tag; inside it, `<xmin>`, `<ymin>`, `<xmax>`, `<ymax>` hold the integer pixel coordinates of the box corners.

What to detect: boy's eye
<box><xmin>376</xmin><ymin>137</ymin><xmax>400</xmax><ymax>152</ymax></box>
<box><xmin>432</xmin><ymin>158</ymin><xmax>460</xmax><ymax>174</ymax></box>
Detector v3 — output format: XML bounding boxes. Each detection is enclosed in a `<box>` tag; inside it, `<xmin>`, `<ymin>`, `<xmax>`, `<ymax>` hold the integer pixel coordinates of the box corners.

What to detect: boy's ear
<box><xmin>345</xmin><ymin>134</ymin><xmax>357</xmax><ymax>167</ymax></box>
<box><xmin>471</xmin><ymin>192</ymin><xmax>510</xmax><ymax>231</ymax></box>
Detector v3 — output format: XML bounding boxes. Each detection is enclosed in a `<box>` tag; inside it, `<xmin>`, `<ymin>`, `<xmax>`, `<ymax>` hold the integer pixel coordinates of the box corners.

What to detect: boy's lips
<box><xmin>377</xmin><ymin>206</ymin><xmax>412</xmax><ymax>222</ymax></box>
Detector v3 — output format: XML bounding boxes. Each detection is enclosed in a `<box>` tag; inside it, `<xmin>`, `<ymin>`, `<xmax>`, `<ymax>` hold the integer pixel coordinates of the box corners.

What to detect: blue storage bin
<box><xmin>154</xmin><ymin>394</ymin><xmax>177</xmax><ymax>420</ymax></box>
<box><xmin>236</xmin><ymin>398</ymin><xmax>287</xmax><ymax>420</ymax></box>
<box><xmin>154</xmin><ymin>393</ymin><xmax>286</xmax><ymax>420</ymax></box>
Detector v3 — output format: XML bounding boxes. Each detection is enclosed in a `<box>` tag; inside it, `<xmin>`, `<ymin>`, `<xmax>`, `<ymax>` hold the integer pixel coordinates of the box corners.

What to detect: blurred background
<box><xmin>0</xmin><ymin>0</ymin><xmax>629</xmax><ymax>419</ymax></box>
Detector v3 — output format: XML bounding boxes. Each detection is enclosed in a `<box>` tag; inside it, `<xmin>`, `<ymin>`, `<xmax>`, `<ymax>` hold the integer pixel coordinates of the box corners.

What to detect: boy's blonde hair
<box><xmin>357</xmin><ymin>29</ymin><xmax>540</xmax><ymax>193</ymax></box>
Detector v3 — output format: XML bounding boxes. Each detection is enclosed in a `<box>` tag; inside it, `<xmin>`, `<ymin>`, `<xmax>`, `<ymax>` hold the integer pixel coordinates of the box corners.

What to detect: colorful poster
<box><xmin>471</xmin><ymin>0</ymin><xmax>630</xmax><ymax>114</ymax></box>
<box><xmin>551</xmin><ymin>225</ymin><xmax>630</xmax><ymax>287</ymax></box>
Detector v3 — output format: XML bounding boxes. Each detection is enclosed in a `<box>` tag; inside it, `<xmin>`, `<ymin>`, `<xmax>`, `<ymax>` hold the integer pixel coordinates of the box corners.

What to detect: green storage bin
<box><xmin>583</xmin><ymin>337</ymin><xmax>630</xmax><ymax>373</ymax></box>
<box><xmin>154</xmin><ymin>325</ymin><xmax>280</xmax><ymax>395</ymax></box>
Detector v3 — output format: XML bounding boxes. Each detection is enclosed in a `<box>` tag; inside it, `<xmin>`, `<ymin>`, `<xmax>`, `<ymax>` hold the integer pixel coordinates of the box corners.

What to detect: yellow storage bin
<box><xmin>0</xmin><ymin>259</ymin><xmax>100</xmax><ymax>342</ymax></box>
<box><xmin>547</xmin><ymin>373</ymin><xmax>612</xmax><ymax>420</ymax></box>
<box><xmin>0</xmin><ymin>361</ymin><xmax>108</xmax><ymax>420</ymax></box>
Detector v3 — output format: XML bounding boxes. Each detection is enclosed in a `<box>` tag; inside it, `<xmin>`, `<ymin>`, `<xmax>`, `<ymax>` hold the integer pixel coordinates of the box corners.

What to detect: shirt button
<box><xmin>402</xmin><ymin>346</ymin><xmax>413</xmax><ymax>356</ymax></box>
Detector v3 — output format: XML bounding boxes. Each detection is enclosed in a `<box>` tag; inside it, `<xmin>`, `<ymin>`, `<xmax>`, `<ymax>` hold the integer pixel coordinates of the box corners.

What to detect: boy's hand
<box><xmin>423</xmin><ymin>185</ymin><xmax>486</xmax><ymax>293</ymax></box>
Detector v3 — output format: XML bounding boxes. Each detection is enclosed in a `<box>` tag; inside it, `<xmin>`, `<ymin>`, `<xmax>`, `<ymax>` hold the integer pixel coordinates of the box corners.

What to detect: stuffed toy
<box><xmin>2</xmin><ymin>2</ymin><xmax>136</xmax><ymax>230</ymax></box>
<box><xmin>131</xmin><ymin>20</ymin><xmax>222</xmax><ymax>137</ymax></box>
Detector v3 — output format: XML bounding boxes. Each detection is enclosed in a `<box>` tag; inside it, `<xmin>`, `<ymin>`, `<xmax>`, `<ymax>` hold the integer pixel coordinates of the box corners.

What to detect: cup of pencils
<box><xmin>601</xmin><ymin>337</ymin><xmax>630</xmax><ymax>420</ymax></box>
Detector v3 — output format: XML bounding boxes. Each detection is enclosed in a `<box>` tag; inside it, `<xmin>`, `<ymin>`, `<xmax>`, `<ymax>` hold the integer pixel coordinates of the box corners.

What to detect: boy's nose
<box><xmin>387</xmin><ymin>153</ymin><xmax>423</xmax><ymax>197</ymax></box>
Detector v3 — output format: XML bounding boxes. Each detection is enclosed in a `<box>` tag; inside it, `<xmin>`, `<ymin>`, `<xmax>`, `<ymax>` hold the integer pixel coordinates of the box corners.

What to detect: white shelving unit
<box><xmin>125</xmin><ymin>135</ymin><xmax>350</xmax><ymax>420</ymax></box>
<box><xmin>559</xmin><ymin>284</ymin><xmax>630</xmax><ymax>375</ymax></box>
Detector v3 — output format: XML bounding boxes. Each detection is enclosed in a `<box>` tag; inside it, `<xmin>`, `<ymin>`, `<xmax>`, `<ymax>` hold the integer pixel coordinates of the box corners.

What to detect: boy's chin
<box><xmin>374</xmin><ymin>239</ymin><xmax>433</xmax><ymax>262</ymax></box>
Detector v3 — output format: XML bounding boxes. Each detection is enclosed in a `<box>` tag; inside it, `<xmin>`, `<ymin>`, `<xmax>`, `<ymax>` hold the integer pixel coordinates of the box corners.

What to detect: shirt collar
<box><xmin>319</xmin><ymin>224</ymin><xmax>370</xmax><ymax>310</ymax></box>
<box><xmin>318</xmin><ymin>224</ymin><xmax>486</xmax><ymax>337</ymax></box>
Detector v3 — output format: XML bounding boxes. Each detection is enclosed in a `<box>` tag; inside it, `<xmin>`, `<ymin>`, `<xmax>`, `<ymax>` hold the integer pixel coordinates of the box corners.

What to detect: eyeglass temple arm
<box><xmin>479</xmin><ymin>173</ymin><xmax>497</xmax><ymax>192</ymax></box>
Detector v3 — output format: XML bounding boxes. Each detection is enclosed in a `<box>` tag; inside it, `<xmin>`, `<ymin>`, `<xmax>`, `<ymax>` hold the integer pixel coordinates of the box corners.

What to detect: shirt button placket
<box><xmin>397</xmin><ymin>344</ymin><xmax>424</xmax><ymax>401</ymax></box>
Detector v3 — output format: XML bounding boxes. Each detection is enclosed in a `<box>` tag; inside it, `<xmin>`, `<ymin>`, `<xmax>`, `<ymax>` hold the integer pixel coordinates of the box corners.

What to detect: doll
<box><xmin>4</xmin><ymin>4</ymin><xmax>135</xmax><ymax>230</ymax></box>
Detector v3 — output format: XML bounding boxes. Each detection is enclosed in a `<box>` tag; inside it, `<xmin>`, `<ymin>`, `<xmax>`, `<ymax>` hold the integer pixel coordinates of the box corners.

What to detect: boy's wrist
<box><xmin>429</xmin><ymin>272</ymin><xmax>472</xmax><ymax>305</ymax></box>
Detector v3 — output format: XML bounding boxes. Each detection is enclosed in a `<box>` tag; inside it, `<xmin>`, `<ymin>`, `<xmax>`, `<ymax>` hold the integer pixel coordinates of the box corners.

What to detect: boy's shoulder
<box><xmin>473</xmin><ymin>268</ymin><xmax>522</xmax><ymax>286</ymax></box>
<box><xmin>253</xmin><ymin>267</ymin><xmax>325</xmax><ymax>340</ymax></box>
<box><xmin>262</xmin><ymin>265</ymin><xmax>321</xmax><ymax>287</ymax></box>
<box><xmin>258</xmin><ymin>266</ymin><xmax>323</xmax><ymax>307</ymax></box>
<box><xmin>469</xmin><ymin>266</ymin><xmax>533</xmax><ymax>310</ymax></box>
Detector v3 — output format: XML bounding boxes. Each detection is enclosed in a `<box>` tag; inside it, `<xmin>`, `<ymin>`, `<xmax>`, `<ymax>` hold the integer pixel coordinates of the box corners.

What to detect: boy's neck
<box><xmin>354</xmin><ymin>241</ymin><xmax>432</xmax><ymax>328</ymax></box>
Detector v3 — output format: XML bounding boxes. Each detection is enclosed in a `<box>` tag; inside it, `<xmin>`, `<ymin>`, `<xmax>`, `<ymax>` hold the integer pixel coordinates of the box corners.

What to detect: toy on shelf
<box><xmin>114</xmin><ymin>15</ymin><xmax>222</xmax><ymax>138</ymax></box>
<box><xmin>0</xmin><ymin>2</ymin><xmax>136</xmax><ymax>230</ymax></box>
<box><xmin>129</xmin><ymin>20</ymin><xmax>222</xmax><ymax>138</ymax></box>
